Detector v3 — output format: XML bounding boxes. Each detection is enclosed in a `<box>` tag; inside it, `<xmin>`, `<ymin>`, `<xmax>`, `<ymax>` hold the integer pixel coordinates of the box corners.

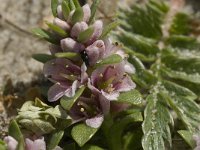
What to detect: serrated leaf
<box><xmin>62</xmin><ymin>1</ymin><xmax>70</xmax><ymax>20</ymax></box>
<box><xmin>117</xmin><ymin>89</ymin><xmax>143</xmax><ymax>106</ymax></box>
<box><xmin>100</xmin><ymin>21</ymin><xmax>119</xmax><ymax>39</ymax></box>
<box><xmin>77</xmin><ymin>27</ymin><xmax>94</xmax><ymax>43</ymax></box>
<box><xmin>88</xmin><ymin>0</ymin><xmax>100</xmax><ymax>24</ymax></box>
<box><xmin>60</xmin><ymin>86</ymin><xmax>85</xmax><ymax>111</ymax></box>
<box><xmin>165</xmin><ymin>95</ymin><xmax>200</xmax><ymax>132</ymax></box>
<box><xmin>9</xmin><ymin>120</ymin><xmax>25</xmax><ymax>150</ymax></box>
<box><xmin>47</xmin><ymin>130</ymin><xmax>64</xmax><ymax>150</ymax></box>
<box><xmin>116</xmin><ymin>31</ymin><xmax>159</xmax><ymax>58</ymax></box>
<box><xmin>32</xmin><ymin>28</ymin><xmax>59</xmax><ymax>44</ymax></box>
<box><xmin>142</xmin><ymin>94</ymin><xmax>173</xmax><ymax>150</ymax></box>
<box><xmin>170</xmin><ymin>13</ymin><xmax>190</xmax><ymax>35</ymax></box>
<box><xmin>46</xmin><ymin>22</ymin><xmax>68</xmax><ymax>37</ymax></box>
<box><xmin>32</xmin><ymin>54</ymin><xmax>55</xmax><ymax>63</ymax></box>
<box><xmin>51</xmin><ymin>0</ymin><xmax>59</xmax><ymax>17</ymax></box>
<box><xmin>160</xmin><ymin>80</ymin><xmax>197</xmax><ymax>101</ymax></box>
<box><xmin>71</xmin><ymin>123</ymin><xmax>99</xmax><ymax>147</ymax></box>
<box><xmin>178</xmin><ymin>130</ymin><xmax>196</xmax><ymax>148</ymax></box>
<box><xmin>71</xmin><ymin>7</ymin><xmax>84</xmax><ymax>24</ymax></box>
<box><xmin>95</xmin><ymin>54</ymin><xmax>123</xmax><ymax>67</ymax></box>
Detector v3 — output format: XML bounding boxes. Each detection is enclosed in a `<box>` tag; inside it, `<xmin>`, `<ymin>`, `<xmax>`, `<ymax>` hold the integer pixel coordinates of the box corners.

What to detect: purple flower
<box><xmin>4</xmin><ymin>136</ymin><xmax>18</xmax><ymax>150</ymax></box>
<box><xmin>69</xmin><ymin>95</ymin><xmax>109</xmax><ymax>128</ymax></box>
<box><xmin>4</xmin><ymin>136</ymin><xmax>47</xmax><ymax>150</ymax></box>
<box><xmin>88</xmin><ymin>61</ymin><xmax>136</xmax><ymax>101</ymax></box>
<box><xmin>25</xmin><ymin>137</ymin><xmax>46</xmax><ymax>150</ymax></box>
<box><xmin>43</xmin><ymin>58</ymin><xmax>88</xmax><ymax>102</ymax></box>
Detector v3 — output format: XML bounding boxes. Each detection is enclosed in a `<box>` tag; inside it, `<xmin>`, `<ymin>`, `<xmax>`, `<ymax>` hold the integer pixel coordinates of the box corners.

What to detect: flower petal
<box><xmin>4</xmin><ymin>136</ymin><xmax>18</xmax><ymax>150</ymax></box>
<box><xmin>88</xmin><ymin>78</ymin><xmax>100</xmax><ymax>94</ymax></box>
<box><xmin>114</xmin><ymin>76</ymin><xmax>136</xmax><ymax>92</ymax></box>
<box><xmin>71</xmin><ymin>22</ymin><xmax>88</xmax><ymax>38</ymax></box>
<box><xmin>82</xmin><ymin>4</ymin><xmax>91</xmax><ymax>22</ymax></box>
<box><xmin>48</xmin><ymin>83</ymin><xmax>70</xmax><ymax>102</ymax></box>
<box><xmin>53</xmin><ymin>18</ymin><xmax>70</xmax><ymax>31</ymax></box>
<box><xmin>64</xmin><ymin>80</ymin><xmax>79</xmax><ymax>97</ymax></box>
<box><xmin>61</xmin><ymin>38</ymin><xmax>84</xmax><ymax>52</ymax></box>
<box><xmin>57</xmin><ymin>5</ymin><xmax>63</xmax><ymax>19</ymax></box>
<box><xmin>124</xmin><ymin>61</ymin><xmax>135</xmax><ymax>74</ymax></box>
<box><xmin>81</xmin><ymin>63</ymin><xmax>88</xmax><ymax>84</ymax></box>
<box><xmin>87</xmin><ymin>20</ymin><xmax>103</xmax><ymax>44</ymax></box>
<box><xmin>101</xmin><ymin>90</ymin><xmax>119</xmax><ymax>101</ymax></box>
<box><xmin>85</xmin><ymin>115</ymin><xmax>104</xmax><ymax>128</ymax></box>
<box><xmin>85</xmin><ymin>40</ymin><xmax>105</xmax><ymax>65</ymax></box>
<box><xmin>25</xmin><ymin>137</ymin><xmax>46</xmax><ymax>150</ymax></box>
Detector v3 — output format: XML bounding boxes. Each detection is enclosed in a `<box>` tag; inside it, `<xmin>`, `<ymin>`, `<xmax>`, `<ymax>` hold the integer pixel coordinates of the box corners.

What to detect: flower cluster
<box><xmin>42</xmin><ymin>0</ymin><xmax>136</xmax><ymax>128</ymax></box>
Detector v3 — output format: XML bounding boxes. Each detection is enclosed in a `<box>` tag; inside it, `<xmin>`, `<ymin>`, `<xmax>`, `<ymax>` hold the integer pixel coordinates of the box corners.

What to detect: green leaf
<box><xmin>47</xmin><ymin>130</ymin><xmax>64</xmax><ymax>150</ymax></box>
<box><xmin>81</xmin><ymin>145</ymin><xmax>104</xmax><ymax>150</ymax></box>
<box><xmin>32</xmin><ymin>54</ymin><xmax>55</xmax><ymax>63</ymax></box>
<box><xmin>0</xmin><ymin>140</ymin><xmax>7</xmax><ymax>150</ymax></box>
<box><xmin>178</xmin><ymin>130</ymin><xmax>196</xmax><ymax>148</ymax></box>
<box><xmin>88</xmin><ymin>0</ymin><xmax>100</xmax><ymax>24</ymax></box>
<box><xmin>95</xmin><ymin>54</ymin><xmax>123</xmax><ymax>67</ymax></box>
<box><xmin>51</xmin><ymin>0</ymin><xmax>59</xmax><ymax>17</ymax></box>
<box><xmin>69</xmin><ymin>0</ymin><xmax>76</xmax><ymax>10</ymax></box>
<box><xmin>77</xmin><ymin>27</ymin><xmax>94</xmax><ymax>43</ymax></box>
<box><xmin>32</xmin><ymin>28</ymin><xmax>58</xmax><ymax>44</ymax></box>
<box><xmin>72</xmin><ymin>0</ymin><xmax>80</xmax><ymax>8</ymax></box>
<box><xmin>160</xmin><ymin>80</ymin><xmax>197</xmax><ymax>101</ymax></box>
<box><xmin>170</xmin><ymin>13</ymin><xmax>190</xmax><ymax>35</ymax></box>
<box><xmin>71</xmin><ymin>123</ymin><xmax>99</xmax><ymax>147</ymax></box>
<box><xmin>60</xmin><ymin>86</ymin><xmax>85</xmax><ymax>111</ymax></box>
<box><xmin>55</xmin><ymin>52</ymin><xmax>80</xmax><ymax>59</ymax></box>
<box><xmin>71</xmin><ymin>7</ymin><xmax>84</xmax><ymax>24</ymax></box>
<box><xmin>165</xmin><ymin>95</ymin><xmax>200</xmax><ymax>132</ymax></box>
<box><xmin>46</xmin><ymin>22</ymin><xmax>68</xmax><ymax>37</ymax></box>
<box><xmin>117</xmin><ymin>90</ymin><xmax>143</xmax><ymax>106</ymax></box>
<box><xmin>62</xmin><ymin>1</ymin><xmax>71</xmax><ymax>20</ymax></box>
<box><xmin>116</xmin><ymin>31</ymin><xmax>159</xmax><ymax>58</ymax></box>
<box><xmin>118</xmin><ymin>0</ymin><xmax>168</xmax><ymax>39</ymax></box>
<box><xmin>142</xmin><ymin>94</ymin><xmax>173</xmax><ymax>150</ymax></box>
<box><xmin>9</xmin><ymin>120</ymin><xmax>25</xmax><ymax>150</ymax></box>
<box><xmin>107</xmin><ymin>110</ymin><xmax>143</xmax><ymax>150</ymax></box>
<box><xmin>100</xmin><ymin>21</ymin><xmax>119</xmax><ymax>39</ymax></box>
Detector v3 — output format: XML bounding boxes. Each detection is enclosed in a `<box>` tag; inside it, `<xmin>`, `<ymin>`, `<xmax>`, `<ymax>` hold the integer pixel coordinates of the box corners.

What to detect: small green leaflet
<box><xmin>117</xmin><ymin>89</ymin><xmax>143</xmax><ymax>106</ymax></box>
<box><xmin>95</xmin><ymin>54</ymin><xmax>123</xmax><ymax>68</ymax></box>
<box><xmin>71</xmin><ymin>7</ymin><xmax>84</xmax><ymax>24</ymax></box>
<box><xmin>9</xmin><ymin>120</ymin><xmax>25</xmax><ymax>150</ymax></box>
<box><xmin>51</xmin><ymin>0</ymin><xmax>59</xmax><ymax>17</ymax></box>
<box><xmin>100</xmin><ymin>21</ymin><xmax>119</xmax><ymax>39</ymax></box>
<box><xmin>88</xmin><ymin>0</ymin><xmax>100</xmax><ymax>24</ymax></box>
<box><xmin>60</xmin><ymin>86</ymin><xmax>85</xmax><ymax>111</ymax></box>
<box><xmin>47</xmin><ymin>130</ymin><xmax>64</xmax><ymax>150</ymax></box>
<box><xmin>77</xmin><ymin>27</ymin><xmax>94</xmax><ymax>43</ymax></box>
<box><xmin>178</xmin><ymin>130</ymin><xmax>196</xmax><ymax>148</ymax></box>
<box><xmin>32</xmin><ymin>54</ymin><xmax>55</xmax><ymax>63</ymax></box>
<box><xmin>71</xmin><ymin>123</ymin><xmax>99</xmax><ymax>147</ymax></box>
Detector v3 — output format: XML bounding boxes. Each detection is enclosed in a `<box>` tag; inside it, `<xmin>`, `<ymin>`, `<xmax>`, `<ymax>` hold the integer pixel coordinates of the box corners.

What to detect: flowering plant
<box><xmin>2</xmin><ymin>0</ymin><xmax>200</xmax><ymax>150</ymax></box>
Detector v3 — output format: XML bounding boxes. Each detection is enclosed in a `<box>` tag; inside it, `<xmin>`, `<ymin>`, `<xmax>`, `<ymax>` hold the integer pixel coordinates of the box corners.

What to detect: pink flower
<box><xmin>4</xmin><ymin>136</ymin><xmax>47</xmax><ymax>150</ymax></box>
<box><xmin>43</xmin><ymin>58</ymin><xmax>88</xmax><ymax>102</ymax></box>
<box><xmin>4</xmin><ymin>136</ymin><xmax>18</xmax><ymax>150</ymax></box>
<box><xmin>69</xmin><ymin>95</ymin><xmax>109</xmax><ymax>128</ymax></box>
<box><xmin>88</xmin><ymin>62</ymin><xmax>136</xmax><ymax>101</ymax></box>
<box><xmin>25</xmin><ymin>137</ymin><xmax>46</xmax><ymax>150</ymax></box>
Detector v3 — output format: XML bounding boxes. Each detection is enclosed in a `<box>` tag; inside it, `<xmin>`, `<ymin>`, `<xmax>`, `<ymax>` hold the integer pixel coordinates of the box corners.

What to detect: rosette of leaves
<box><xmin>16</xmin><ymin>98</ymin><xmax>71</xmax><ymax>135</ymax></box>
<box><xmin>115</xmin><ymin>0</ymin><xmax>200</xmax><ymax>149</ymax></box>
